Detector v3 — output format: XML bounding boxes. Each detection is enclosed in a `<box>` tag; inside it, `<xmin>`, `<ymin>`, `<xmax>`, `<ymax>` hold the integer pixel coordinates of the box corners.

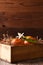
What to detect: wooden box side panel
<box><xmin>11</xmin><ymin>45</ymin><xmax>43</xmax><ymax>63</ymax></box>
<box><xmin>0</xmin><ymin>44</ymin><xmax>43</xmax><ymax>63</ymax></box>
<box><xmin>0</xmin><ymin>44</ymin><xmax>11</xmax><ymax>62</ymax></box>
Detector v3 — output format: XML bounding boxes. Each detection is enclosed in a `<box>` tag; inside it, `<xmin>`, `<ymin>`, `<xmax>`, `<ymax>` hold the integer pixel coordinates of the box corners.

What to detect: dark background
<box><xmin>0</xmin><ymin>0</ymin><xmax>43</xmax><ymax>38</ymax></box>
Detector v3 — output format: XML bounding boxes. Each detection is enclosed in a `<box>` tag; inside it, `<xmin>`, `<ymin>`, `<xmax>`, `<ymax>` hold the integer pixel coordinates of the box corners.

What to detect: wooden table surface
<box><xmin>0</xmin><ymin>58</ymin><xmax>43</xmax><ymax>65</ymax></box>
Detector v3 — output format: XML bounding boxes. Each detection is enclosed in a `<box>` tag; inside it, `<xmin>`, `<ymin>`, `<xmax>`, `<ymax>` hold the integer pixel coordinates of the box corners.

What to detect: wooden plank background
<box><xmin>0</xmin><ymin>0</ymin><xmax>43</xmax><ymax>28</ymax></box>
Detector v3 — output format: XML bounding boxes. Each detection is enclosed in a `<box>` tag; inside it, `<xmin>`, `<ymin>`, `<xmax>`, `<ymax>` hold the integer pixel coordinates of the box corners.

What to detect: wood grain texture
<box><xmin>0</xmin><ymin>0</ymin><xmax>43</xmax><ymax>28</ymax></box>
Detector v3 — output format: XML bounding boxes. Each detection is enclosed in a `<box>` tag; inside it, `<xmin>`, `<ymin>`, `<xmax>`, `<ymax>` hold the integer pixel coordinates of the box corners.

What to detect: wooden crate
<box><xmin>0</xmin><ymin>43</ymin><xmax>43</xmax><ymax>63</ymax></box>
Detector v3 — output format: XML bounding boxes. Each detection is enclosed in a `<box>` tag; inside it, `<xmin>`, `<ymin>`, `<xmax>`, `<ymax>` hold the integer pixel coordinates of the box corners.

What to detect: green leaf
<box><xmin>22</xmin><ymin>37</ymin><xmax>37</xmax><ymax>43</ymax></box>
